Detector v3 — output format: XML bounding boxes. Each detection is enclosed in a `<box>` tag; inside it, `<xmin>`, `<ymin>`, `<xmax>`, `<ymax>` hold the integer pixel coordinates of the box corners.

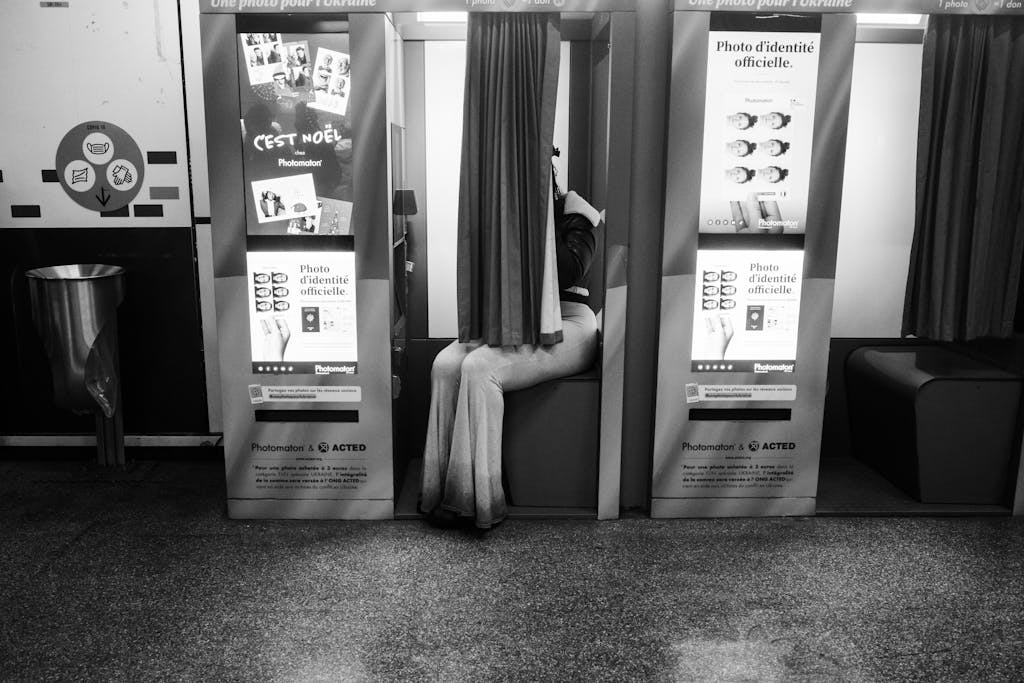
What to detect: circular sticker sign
<box><xmin>56</xmin><ymin>121</ymin><xmax>144</xmax><ymax>213</ymax></box>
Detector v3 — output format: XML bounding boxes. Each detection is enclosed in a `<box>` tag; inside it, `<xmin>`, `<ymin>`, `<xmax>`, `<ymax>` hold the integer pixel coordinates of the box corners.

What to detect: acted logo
<box><xmin>759</xmin><ymin>441</ymin><xmax>796</xmax><ymax>451</ymax></box>
<box><xmin>326</xmin><ymin>443</ymin><xmax>367</xmax><ymax>452</ymax></box>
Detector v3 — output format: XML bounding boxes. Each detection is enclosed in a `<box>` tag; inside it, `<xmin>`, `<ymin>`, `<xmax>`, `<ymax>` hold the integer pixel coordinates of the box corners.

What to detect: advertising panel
<box><xmin>237</xmin><ymin>31</ymin><xmax>361</xmax><ymax>378</ymax></box>
<box><xmin>237</xmin><ymin>31</ymin><xmax>354</xmax><ymax>237</ymax></box>
<box><xmin>652</xmin><ymin>11</ymin><xmax>856</xmax><ymax>517</ymax></box>
<box><xmin>204</xmin><ymin>13</ymin><xmax>396</xmax><ymax>518</ymax></box>
<box><xmin>246</xmin><ymin>236</ymin><xmax>358</xmax><ymax>375</ymax></box>
<box><xmin>698</xmin><ymin>14</ymin><xmax>820</xmax><ymax>234</ymax></box>
<box><xmin>691</xmin><ymin>248</ymin><xmax>803</xmax><ymax>373</ymax></box>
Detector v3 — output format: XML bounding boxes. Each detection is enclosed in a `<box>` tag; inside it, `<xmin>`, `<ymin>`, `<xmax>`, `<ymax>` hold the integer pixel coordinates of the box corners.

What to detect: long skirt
<box><xmin>420</xmin><ymin>301</ymin><xmax>599</xmax><ymax>528</ymax></box>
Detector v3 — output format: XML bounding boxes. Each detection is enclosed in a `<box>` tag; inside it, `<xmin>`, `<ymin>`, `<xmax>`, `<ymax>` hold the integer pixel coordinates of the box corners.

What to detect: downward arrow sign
<box><xmin>96</xmin><ymin>186</ymin><xmax>111</xmax><ymax>207</ymax></box>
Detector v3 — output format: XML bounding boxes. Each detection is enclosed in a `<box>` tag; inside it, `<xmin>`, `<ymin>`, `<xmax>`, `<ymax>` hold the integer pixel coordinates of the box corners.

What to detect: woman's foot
<box><xmin>424</xmin><ymin>507</ymin><xmax>464</xmax><ymax>529</ymax></box>
<box><xmin>473</xmin><ymin>516</ymin><xmax>505</xmax><ymax>536</ymax></box>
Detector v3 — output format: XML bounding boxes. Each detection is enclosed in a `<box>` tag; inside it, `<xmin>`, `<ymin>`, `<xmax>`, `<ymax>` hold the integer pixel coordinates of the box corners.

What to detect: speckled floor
<box><xmin>2</xmin><ymin>459</ymin><xmax>1023</xmax><ymax>682</ymax></box>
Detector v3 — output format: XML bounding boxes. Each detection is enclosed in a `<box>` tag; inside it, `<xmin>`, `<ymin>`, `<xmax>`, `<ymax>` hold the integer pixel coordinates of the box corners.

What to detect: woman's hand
<box><xmin>729</xmin><ymin>193</ymin><xmax>783</xmax><ymax>234</ymax></box>
<box><xmin>704</xmin><ymin>315</ymin><xmax>734</xmax><ymax>360</ymax></box>
<box><xmin>261</xmin><ymin>317</ymin><xmax>291</xmax><ymax>361</ymax></box>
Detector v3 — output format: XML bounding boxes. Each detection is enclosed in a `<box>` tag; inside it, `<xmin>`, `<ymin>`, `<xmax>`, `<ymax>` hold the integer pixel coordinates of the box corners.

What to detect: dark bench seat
<box><xmin>846</xmin><ymin>345</ymin><xmax>1021</xmax><ymax>505</ymax></box>
<box><xmin>502</xmin><ymin>365</ymin><xmax>601</xmax><ymax>508</ymax></box>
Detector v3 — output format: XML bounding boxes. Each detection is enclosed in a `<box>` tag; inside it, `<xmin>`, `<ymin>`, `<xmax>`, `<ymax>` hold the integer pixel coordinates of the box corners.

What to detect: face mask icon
<box><xmin>86</xmin><ymin>142</ymin><xmax>110</xmax><ymax>155</ymax></box>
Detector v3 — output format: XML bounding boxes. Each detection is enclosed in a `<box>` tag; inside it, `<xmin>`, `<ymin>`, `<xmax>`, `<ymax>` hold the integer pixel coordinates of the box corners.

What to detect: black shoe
<box><xmin>425</xmin><ymin>507</ymin><xmax>463</xmax><ymax>529</ymax></box>
<box><xmin>472</xmin><ymin>516</ymin><xmax>505</xmax><ymax>536</ymax></box>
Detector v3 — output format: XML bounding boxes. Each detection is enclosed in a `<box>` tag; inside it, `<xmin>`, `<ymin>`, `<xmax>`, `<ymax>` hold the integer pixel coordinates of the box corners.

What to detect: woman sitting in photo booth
<box><xmin>420</xmin><ymin>162</ymin><xmax>603</xmax><ymax>531</ymax></box>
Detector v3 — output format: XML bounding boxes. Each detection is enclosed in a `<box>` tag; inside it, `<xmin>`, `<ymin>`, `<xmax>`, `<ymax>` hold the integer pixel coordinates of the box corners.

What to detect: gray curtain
<box><xmin>457</xmin><ymin>13</ymin><xmax>561</xmax><ymax>346</ymax></box>
<box><xmin>903</xmin><ymin>16</ymin><xmax>1024</xmax><ymax>341</ymax></box>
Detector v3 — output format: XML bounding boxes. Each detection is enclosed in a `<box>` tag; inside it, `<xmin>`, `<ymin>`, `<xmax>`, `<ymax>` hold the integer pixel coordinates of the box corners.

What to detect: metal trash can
<box><xmin>26</xmin><ymin>264</ymin><xmax>126</xmax><ymax>466</ymax></box>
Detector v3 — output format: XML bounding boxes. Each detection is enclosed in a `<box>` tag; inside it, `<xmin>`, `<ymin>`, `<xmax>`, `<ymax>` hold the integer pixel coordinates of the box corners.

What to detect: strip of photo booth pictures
<box><xmin>310</xmin><ymin>47</ymin><xmax>351</xmax><ymax>117</ymax></box>
<box><xmin>240</xmin><ymin>33</ymin><xmax>285</xmax><ymax>86</ymax></box>
<box><xmin>277</xmin><ymin>40</ymin><xmax>311</xmax><ymax>92</ymax></box>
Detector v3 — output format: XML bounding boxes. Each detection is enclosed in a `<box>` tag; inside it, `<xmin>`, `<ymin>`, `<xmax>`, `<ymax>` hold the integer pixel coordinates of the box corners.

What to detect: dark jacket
<box><xmin>555</xmin><ymin>210</ymin><xmax>597</xmax><ymax>303</ymax></box>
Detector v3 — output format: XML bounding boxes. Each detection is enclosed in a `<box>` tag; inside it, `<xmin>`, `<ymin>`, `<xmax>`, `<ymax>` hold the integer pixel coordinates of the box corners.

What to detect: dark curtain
<box><xmin>457</xmin><ymin>13</ymin><xmax>561</xmax><ymax>346</ymax></box>
<box><xmin>903</xmin><ymin>16</ymin><xmax>1024</xmax><ymax>341</ymax></box>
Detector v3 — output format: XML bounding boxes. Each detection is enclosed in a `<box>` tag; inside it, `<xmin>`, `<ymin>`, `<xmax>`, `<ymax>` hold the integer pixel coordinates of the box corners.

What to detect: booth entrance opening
<box><xmin>200</xmin><ymin>3</ymin><xmax>638</xmax><ymax>521</ymax></box>
<box><xmin>651</xmin><ymin>7</ymin><xmax>1024</xmax><ymax>519</ymax></box>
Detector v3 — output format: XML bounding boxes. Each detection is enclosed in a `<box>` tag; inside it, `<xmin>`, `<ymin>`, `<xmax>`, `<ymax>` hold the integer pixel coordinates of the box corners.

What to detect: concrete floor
<box><xmin>2</xmin><ymin>459</ymin><xmax>1023</xmax><ymax>682</ymax></box>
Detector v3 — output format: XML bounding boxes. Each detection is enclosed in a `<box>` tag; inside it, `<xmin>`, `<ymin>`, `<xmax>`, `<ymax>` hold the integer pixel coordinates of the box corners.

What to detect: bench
<box><xmin>502</xmin><ymin>365</ymin><xmax>601</xmax><ymax>508</ymax></box>
<box><xmin>846</xmin><ymin>345</ymin><xmax>1021</xmax><ymax>504</ymax></box>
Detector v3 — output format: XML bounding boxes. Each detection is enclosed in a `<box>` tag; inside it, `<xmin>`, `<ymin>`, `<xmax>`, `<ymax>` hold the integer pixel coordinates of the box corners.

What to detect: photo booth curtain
<box><xmin>903</xmin><ymin>16</ymin><xmax>1024</xmax><ymax>341</ymax></box>
<box><xmin>457</xmin><ymin>13</ymin><xmax>562</xmax><ymax>346</ymax></box>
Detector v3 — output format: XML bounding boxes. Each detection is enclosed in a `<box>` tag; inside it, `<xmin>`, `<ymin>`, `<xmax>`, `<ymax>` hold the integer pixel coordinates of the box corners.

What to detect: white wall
<box><xmin>831</xmin><ymin>43</ymin><xmax>923</xmax><ymax>338</ymax></box>
<box><xmin>0</xmin><ymin>0</ymin><xmax>191</xmax><ymax>228</ymax></box>
<box><xmin>553</xmin><ymin>42</ymin><xmax>571</xmax><ymax>186</ymax></box>
<box><xmin>423</xmin><ymin>41</ymin><xmax>465</xmax><ymax>339</ymax></box>
<box><xmin>180</xmin><ymin>0</ymin><xmax>210</xmax><ymax>219</ymax></box>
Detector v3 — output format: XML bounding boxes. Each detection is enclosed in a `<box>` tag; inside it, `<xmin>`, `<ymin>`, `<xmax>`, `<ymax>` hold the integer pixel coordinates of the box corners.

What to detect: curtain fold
<box><xmin>903</xmin><ymin>16</ymin><xmax>1024</xmax><ymax>341</ymax></box>
<box><xmin>457</xmin><ymin>13</ymin><xmax>562</xmax><ymax>346</ymax></box>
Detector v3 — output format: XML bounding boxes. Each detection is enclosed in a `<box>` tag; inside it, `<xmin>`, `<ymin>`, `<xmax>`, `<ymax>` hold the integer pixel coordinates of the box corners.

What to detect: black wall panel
<box><xmin>1</xmin><ymin>228</ymin><xmax>209</xmax><ymax>434</ymax></box>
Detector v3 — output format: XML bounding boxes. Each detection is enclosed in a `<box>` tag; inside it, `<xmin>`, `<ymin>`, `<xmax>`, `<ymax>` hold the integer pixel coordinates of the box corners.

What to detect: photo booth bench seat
<box><xmin>846</xmin><ymin>345</ymin><xmax>1022</xmax><ymax>505</ymax></box>
<box><xmin>501</xmin><ymin>364</ymin><xmax>600</xmax><ymax>508</ymax></box>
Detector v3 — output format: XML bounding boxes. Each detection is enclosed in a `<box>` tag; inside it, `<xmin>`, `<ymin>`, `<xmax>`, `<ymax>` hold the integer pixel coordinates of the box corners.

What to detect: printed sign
<box><xmin>248</xmin><ymin>440</ymin><xmax>373</xmax><ymax>496</ymax></box>
<box><xmin>691</xmin><ymin>249</ymin><xmax>803</xmax><ymax>373</ymax></box>
<box><xmin>55</xmin><ymin>121</ymin><xmax>145</xmax><ymax>213</ymax></box>
<box><xmin>247</xmin><ymin>237</ymin><xmax>358</xmax><ymax>375</ymax></box>
<box><xmin>249</xmin><ymin>384</ymin><xmax>362</xmax><ymax>404</ymax></box>
<box><xmin>675</xmin><ymin>440</ymin><xmax>801</xmax><ymax>497</ymax></box>
<box><xmin>698</xmin><ymin>15</ymin><xmax>820</xmax><ymax>234</ymax></box>
<box><xmin>238</xmin><ymin>32</ymin><xmax>354</xmax><ymax>237</ymax></box>
<box><xmin>310</xmin><ymin>47</ymin><xmax>351</xmax><ymax>117</ymax></box>
<box><xmin>685</xmin><ymin>383</ymin><xmax>797</xmax><ymax>403</ymax></box>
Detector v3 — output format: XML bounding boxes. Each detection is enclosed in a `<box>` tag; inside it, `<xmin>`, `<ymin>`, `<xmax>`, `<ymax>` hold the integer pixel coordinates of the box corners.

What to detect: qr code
<box><xmin>248</xmin><ymin>384</ymin><xmax>264</xmax><ymax>404</ymax></box>
<box><xmin>684</xmin><ymin>383</ymin><xmax>700</xmax><ymax>404</ymax></box>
